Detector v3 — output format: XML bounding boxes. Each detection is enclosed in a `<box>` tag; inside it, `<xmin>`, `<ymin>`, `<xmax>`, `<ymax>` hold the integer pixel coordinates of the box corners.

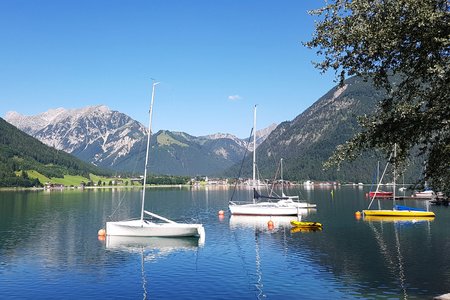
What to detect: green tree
<box><xmin>306</xmin><ymin>0</ymin><xmax>449</xmax><ymax>193</ymax></box>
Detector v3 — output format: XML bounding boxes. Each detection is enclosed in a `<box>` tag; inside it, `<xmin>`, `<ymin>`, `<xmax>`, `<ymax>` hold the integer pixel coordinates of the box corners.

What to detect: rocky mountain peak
<box><xmin>204</xmin><ymin>132</ymin><xmax>238</xmax><ymax>140</ymax></box>
<box><xmin>255</xmin><ymin>123</ymin><xmax>277</xmax><ymax>140</ymax></box>
<box><xmin>5</xmin><ymin>105</ymin><xmax>147</xmax><ymax>166</ymax></box>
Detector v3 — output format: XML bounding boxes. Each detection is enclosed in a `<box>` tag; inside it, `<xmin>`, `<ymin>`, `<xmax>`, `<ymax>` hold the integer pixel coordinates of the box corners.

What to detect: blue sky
<box><xmin>0</xmin><ymin>0</ymin><xmax>336</xmax><ymax>138</ymax></box>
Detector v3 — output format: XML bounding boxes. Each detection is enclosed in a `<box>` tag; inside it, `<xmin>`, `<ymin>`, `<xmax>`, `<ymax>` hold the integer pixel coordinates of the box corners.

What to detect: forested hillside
<box><xmin>226</xmin><ymin>76</ymin><xmax>424</xmax><ymax>183</ymax></box>
<box><xmin>112</xmin><ymin>130</ymin><xmax>247</xmax><ymax>176</ymax></box>
<box><xmin>0</xmin><ymin>118</ymin><xmax>110</xmax><ymax>187</ymax></box>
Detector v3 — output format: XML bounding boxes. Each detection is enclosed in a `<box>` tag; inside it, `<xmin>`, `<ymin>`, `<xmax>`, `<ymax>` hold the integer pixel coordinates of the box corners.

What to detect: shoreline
<box><xmin>0</xmin><ymin>184</ymin><xmax>226</xmax><ymax>192</ymax></box>
<box><xmin>0</xmin><ymin>182</ymin><xmax>418</xmax><ymax>192</ymax></box>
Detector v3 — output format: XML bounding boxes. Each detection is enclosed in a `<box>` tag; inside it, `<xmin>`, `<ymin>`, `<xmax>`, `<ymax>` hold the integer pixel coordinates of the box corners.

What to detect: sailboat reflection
<box><xmin>365</xmin><ymin>216</ymin><xmax>432</xmax><ymax>299</ymax></box>
<box><xmin>229</xmin><ymin>210</ymin><xmax>316</xmax><ymax>299</ymax></box>
<box><xmin>229</xmin><ymin>215</ymin><xmax>298</xmax><ymax>230</ymax></box>
<box><xmin>229</xmin><ymin>208</ymin><xmax>318</xmax><ymax>234</ymax></box>
<box><xmin>106</xmin><ymin>235</ymin><xmax>202</xmax><ymax>252</ymax></box>
<box><xmin>105</xmin><ymin>236</ymin><xmax>202</xmax><ymax>300</ymax></box>
<box><xmin>363</xmin><ymin>215</ymin><xmax>435</xmax><ymax>224</ymax></box>
<box><xmin>229</xmin><ymin>220</ymin><xmax>278</xmax><ymax>299</ymax></box>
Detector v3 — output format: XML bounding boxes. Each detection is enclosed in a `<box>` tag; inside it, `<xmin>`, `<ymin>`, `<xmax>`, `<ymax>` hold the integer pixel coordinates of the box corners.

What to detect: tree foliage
<box><xmin>146</xmin><ymin>175</ymin><xmax>190</xmax><ymax>185</ymax></box>
<box><xmin>307</xmin><ymin>0</ymin><xmax>450</xmax><ymax>193</ymax></box>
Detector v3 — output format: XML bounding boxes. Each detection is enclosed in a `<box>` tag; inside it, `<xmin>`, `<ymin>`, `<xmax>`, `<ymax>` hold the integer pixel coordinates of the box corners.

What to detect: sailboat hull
<box><xmin>106</xmin><ymin>220</ymin><xmax>205</xmax><ymax>238</ymax></box>
<box><xmin>363</xmin><ymin>215</ymin><xmax>435</xmax><ymax>222</ymax></box>
<box><xmin>229</xmin><ymin>202</ymin><xmax>302</xmax><ymax>216</ymax></box>
<box><xmin>362</xmin><ymin>210</ymin><xmax>435</xmax><ymax>217</ymax></box>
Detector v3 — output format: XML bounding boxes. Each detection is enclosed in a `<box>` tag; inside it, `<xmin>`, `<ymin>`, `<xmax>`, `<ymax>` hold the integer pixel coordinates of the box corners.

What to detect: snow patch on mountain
<box><xmin>5</xmin><ymin>105</ymin><xmax>147</xmax><ymax>167</ymax></box>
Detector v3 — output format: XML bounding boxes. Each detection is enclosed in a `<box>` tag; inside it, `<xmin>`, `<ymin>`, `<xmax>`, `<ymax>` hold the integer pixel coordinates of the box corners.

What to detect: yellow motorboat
<box><xmin>290</xmin><ymin>220</ymin><xmax>323</xmax><ymax>229</ymax></box>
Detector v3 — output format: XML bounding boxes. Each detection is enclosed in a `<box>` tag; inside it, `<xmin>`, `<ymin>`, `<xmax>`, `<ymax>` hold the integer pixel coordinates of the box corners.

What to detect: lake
<box><xmin>0</xmin><ymin>186</ymin><xmax>449</xmax><ymax>299</ymax></box>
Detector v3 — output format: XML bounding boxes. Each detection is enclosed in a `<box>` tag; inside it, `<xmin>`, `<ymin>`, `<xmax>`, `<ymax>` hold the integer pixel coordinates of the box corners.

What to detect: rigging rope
<box><xmin>367</xmin><ymin>151</ymin><xmax>394</xmax><ymax>210</ymax></box>
<box><xmin>230</xmin><ymin>127</ymin><xmax>254</xmax><ymax>203</ymax></box>
<box><xmin>269</xmin><ymin>161</ymin><xmax>281</xmax><ymax>197</ymax></box>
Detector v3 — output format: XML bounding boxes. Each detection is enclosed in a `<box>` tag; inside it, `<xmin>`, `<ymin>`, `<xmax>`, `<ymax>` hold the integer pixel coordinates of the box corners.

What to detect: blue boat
<box><xmin>394</xmin><ymin>205</ymin><xmax>426</xmax><ymax>212</ymax></box>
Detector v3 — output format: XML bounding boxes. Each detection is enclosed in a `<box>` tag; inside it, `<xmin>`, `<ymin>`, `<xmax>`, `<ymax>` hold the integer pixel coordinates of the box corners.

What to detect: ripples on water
<box><xmin>0</xmin><ymin>187</ymin><xmax>449</xmax><ymax>299</ymax></box>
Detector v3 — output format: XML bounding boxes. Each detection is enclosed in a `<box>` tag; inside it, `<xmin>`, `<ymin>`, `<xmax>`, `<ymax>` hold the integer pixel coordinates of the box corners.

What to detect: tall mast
<box><xmin>252</xmin><ymin>105</ymin><xmax>257</xmax><ymax>187</ymax></box>
<box><xmin>140</xmin><ymin>80</ymin><xmax>159</xmax><ymax>222</ymax></box>
<box><xmin>377</xmin><ymin>161</ymin><xmax>380</xmax><ymax>184</ymax></box>
<box><xmin>281</xmin><ymin>158</ymin><xmax>284</xmax><ymax>195</ymax></box>
<box><xmin>393</xmin><ymin>143</ymin><xmax>397</xmax><ymax>207</ymax></box>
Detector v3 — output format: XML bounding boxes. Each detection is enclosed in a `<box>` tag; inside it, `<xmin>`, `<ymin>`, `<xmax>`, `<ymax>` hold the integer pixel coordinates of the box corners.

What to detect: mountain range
<box><xmin>5</xmin><ymin>106</ymin><xmax>276</xmax><ymax>176</ymax></box>
<box><xmin>4</xmin><ymin>76</ymin><xmax>423</xmax><ymax>182</ymax></box>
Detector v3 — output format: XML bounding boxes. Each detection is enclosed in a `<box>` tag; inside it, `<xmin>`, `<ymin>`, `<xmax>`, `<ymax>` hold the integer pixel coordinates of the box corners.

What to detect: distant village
<box><xmin>43</xmin><ymin>175</ymin><xmax>348</xmax><ymax>190</ymax></box>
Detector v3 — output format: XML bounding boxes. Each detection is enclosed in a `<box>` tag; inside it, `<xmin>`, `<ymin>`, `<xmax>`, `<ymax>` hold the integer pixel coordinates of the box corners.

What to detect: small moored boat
<box><xmin>368</xmin><ymin>191</ymin><xmax>393</xmax><ymax>198</ymax></box>
<box><xmin>413</xmin><ymin>190</ymin><xmax>436</xmax><ymax>199</ymax></box>
<box><xmin>290</xmin><ymin>220</ymin><xmax>323</xmax><ymax>229</ymax></box>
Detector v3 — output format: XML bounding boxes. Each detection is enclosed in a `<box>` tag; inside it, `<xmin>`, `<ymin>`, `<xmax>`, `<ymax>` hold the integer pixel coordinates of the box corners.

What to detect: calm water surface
<box><xmin>0</xmin><ymin>186</ymin><xmax>449</xmax><ymax>299</ymax></box>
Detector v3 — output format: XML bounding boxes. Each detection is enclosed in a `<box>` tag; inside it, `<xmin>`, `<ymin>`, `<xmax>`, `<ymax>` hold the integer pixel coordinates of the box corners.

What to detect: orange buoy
<box><xmin>355</xmin><ymin>211</ymin><xmax>361</xmax><ymax>220</ymax></box>
<box><xmin>218</xmin><ymin>210</ymin><xmax>225</xmax><ymax>221</ymax></box>
<box><xmin>98</xmin><ymin>228</ymin><xmax>106</xmax><ymax>236</ymax></box>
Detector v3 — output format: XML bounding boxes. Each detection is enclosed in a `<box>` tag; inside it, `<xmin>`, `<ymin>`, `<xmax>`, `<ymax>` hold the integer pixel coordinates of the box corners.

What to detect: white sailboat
<box><xmin>228</xmin><ymin>105</ymin><xmax>301</xmax><ymax>216</ymax></box>
<box><xmin>106</xmin><ymin>81</ymin><xmax>205</xmax><ymax>241</ymax></box>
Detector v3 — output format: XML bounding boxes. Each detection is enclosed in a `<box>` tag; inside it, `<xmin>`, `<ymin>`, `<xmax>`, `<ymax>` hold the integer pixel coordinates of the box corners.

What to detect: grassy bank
<box><xmin>15</xmin><ymin>170</ymin><xmax>137</xmax><ymax>187</ymax></box>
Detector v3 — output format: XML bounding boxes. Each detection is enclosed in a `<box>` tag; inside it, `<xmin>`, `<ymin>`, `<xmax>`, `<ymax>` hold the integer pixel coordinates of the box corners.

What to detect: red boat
<box><xmin>367</xmin><ymin>191</ymin><xmax>393</xmax><ymax>198</ymax></box>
